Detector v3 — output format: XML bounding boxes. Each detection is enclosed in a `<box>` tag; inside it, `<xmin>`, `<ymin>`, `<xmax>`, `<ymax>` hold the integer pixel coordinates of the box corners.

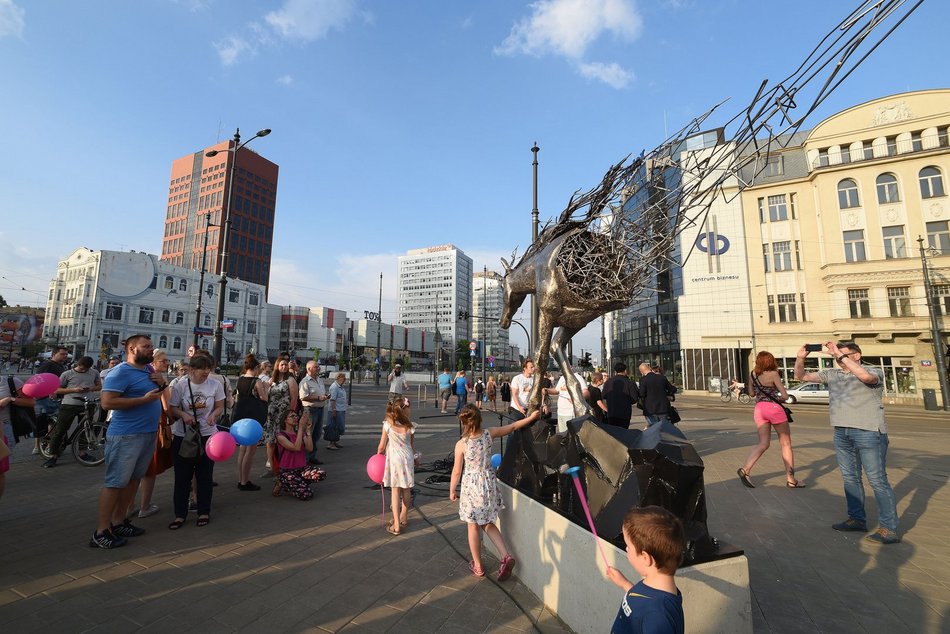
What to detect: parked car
<box><xmin>785</xmin><ymin>382</ymin><xmax>829</xmax><ymax>404</ymax></box>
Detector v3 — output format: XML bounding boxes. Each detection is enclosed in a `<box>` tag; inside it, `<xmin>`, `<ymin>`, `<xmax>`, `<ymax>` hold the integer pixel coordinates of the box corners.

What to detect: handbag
<box><xmin>750</xmin><ymin>373</ymin><xmax>793</xmax><ymax>422</ymax></box>
<box><xmin>7</xmin><ymin>377</ymin><xmax>38</xmax><ymax>441</ymax></box>
<box><xmin>177</xmin><ymin>380</ymin><xmax>205</xmax><ymax>460</ymax></box>
<box><xmin>324</xmin><ymin>412</ymin><xmax>341</xmax><ymax>442</ymax></box>
<box><xmin>157</xmin><ymin>410</ymin><xmax>174</xmax><ymax>451</ymax></box>
<box><xmin>668</xmin><ymin>405</ymin><xmax>682</xmax><ymax>425</ymax></box>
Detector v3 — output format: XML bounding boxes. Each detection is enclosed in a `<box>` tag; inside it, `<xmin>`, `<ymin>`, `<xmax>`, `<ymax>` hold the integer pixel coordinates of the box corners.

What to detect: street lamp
<box><xmin>205</xmin><ymin>127</ymin><xmax>271</xmax><ymax>364</ymax></box>
<box><xmin>192</xmin><ymin>211</ymin><xmax>217</xmax><ymax>349</ymax></box>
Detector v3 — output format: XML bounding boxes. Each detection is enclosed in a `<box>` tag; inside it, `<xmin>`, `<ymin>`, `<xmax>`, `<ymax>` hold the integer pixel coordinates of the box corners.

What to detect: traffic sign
<box><xmin>221</xmin><ymin>319</ymin><xmax>235</xmax><ymax>330</ymax></box>
<box><xmin>469</xmin><ymin>341</ymin><xmax>477</xmax><ymax>351</ymax></box>
<box><xmin>193</xmin><ymin>327</ymin><xmax>214</xmax><ymax>336</ymax></box>
<box><xmin>470</xmin><ymin>350</ymin><xmax>476</xmax><ymax>356</ymax></box>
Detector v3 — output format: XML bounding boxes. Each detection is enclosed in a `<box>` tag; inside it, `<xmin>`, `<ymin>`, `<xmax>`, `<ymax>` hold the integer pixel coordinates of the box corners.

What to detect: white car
<box><xmin>785</xmin><ymin>382</ymin><xmax>830</xmax><ymax>404</ymax></box>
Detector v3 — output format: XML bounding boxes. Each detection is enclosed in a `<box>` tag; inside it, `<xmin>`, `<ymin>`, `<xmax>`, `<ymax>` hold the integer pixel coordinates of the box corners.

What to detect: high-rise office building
<box><xmin>397</xmin><ymin>244</ymin><xmax>473</xmax><ymax>347</ymax></box>
<box><xmin>160</xmin><ymin>139</ymin><xmax>279</xmax><ymax>294</ymax></box>
<box><xmin>472</xmin><ymin>269</ymin><xmax>509</xmax><ymax>362</ymax></box>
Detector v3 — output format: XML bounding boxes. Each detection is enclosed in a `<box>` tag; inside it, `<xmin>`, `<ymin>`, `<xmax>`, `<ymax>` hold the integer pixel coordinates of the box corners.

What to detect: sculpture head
<box><xmin>498</xmin><ymin>257</ymin><xmax>524</xmax><ymax>329</ymax></box>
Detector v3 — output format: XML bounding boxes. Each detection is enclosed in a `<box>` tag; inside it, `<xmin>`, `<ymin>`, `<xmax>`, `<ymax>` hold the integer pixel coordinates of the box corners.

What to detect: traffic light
<box><xmin>458</xmin><ymin>310</ymin><xmax>469</xmax><ymax>320</ymax></box>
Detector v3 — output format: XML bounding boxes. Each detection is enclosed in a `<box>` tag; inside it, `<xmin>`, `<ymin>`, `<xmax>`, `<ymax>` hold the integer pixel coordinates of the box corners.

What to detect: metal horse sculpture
<box><xmin>500</xmin><ymin>0</ymin><xmax>925</xmax><ymax>415</ymax></box>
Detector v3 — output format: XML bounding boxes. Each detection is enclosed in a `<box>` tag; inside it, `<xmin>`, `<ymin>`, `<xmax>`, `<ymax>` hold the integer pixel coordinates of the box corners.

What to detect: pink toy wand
<box><xmin>565</xmin><ymin>466</ymin><xmax>610</xmax><ymax>569</ymax></box>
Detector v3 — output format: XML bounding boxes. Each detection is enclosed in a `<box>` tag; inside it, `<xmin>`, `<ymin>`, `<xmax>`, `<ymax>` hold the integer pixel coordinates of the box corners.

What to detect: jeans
<box><xmin>455</xmin><ymin>393</ymin><xmax>467</xmax><ymax>414</ymax></box>
<box><xmin>833</xmin><ymin>427</ymin><xmax>899</xmax><ymax>533</ymax></box>
<box><xmin>49</xmin><ymin>403</ymin><xmax>84</xmax><ymax>456</ymax></box>
<box><xmin>305</xmin><ymin>407</ymin><xmax>324</xmax><ymax>462</ymax></box>
<box><xmin>644</xmin><ymin>413</ymin><xmax>670</xmax><ymax>427</ymax></box>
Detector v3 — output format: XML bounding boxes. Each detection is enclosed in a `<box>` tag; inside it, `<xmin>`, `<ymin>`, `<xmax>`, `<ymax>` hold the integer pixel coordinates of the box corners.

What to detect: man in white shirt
<box><xmin>299</xmin><ymin>361</ymin><xmax>328</xmax><ymax>465</ymax></box>
<box><xmin>510</xmin><ymin>359</ymin><xmax>536</xmax><ymax>416</ymax></box>
<box><xmin>387</xmin><ymin>364</ymin><xmax>410</xmax><ymax>404</ymax></box>
<box><xmin>555</xmin><ymin>371</ymin><xmax>589</xmax><ymax>433</ymax></box>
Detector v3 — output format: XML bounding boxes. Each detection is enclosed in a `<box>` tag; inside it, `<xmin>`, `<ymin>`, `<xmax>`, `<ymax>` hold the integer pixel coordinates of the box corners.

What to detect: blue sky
<box><xmin>0</xmin><ymin>0</ymin><xmax>946</xmax><ymax>358</ymax></box>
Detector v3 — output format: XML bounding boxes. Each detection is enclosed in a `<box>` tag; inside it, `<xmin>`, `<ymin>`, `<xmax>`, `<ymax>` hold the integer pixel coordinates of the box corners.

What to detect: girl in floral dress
<box><xmin>265</xmin><ymin>356</ymin><xmax>298</xmax><ymax>476</ymax></box>
<box><xmin>449</xmin><ymin>404</ymin><xmax>539</xmax><ymax>580</ymax></box>
<box><xmin>376</xmin><ymin>399</ymin><xmax>417</xmax><ymax>535</ymax></box>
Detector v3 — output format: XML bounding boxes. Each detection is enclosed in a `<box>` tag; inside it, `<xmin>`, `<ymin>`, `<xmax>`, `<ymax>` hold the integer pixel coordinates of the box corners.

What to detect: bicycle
<box><xmin>720</xmin><ymin>389</ymin><xmax>752</xmax><ymax>404</ymax></box>
<box><xmin>39</xmin><ymin>396</ymin><xmax>109</xmax><ymax>466</ymax></box>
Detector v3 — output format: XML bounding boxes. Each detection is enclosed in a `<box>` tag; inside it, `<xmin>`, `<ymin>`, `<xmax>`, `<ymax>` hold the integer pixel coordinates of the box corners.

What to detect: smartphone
<box><xmin>805</xmin><ymin>344</ymin><xmax>823</xmax><ymax>352</ymax></box>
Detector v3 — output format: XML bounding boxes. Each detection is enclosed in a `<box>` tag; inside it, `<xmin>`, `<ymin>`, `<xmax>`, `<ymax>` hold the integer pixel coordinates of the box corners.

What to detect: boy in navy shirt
<box><xmin>607</xmin><ymin>506</ymin><xmax>686</xmax><ymax>633</ymax></box>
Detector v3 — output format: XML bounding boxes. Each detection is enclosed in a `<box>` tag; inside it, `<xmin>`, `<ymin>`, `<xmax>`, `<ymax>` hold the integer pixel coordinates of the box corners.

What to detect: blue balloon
<box><xmin>230</xmin><ymin>418</ymin><xmax>263</xmax><ymax>446</ymax></box>
<box><xmin>490</xmin><ymin>453</ymin><xmax>502</xmax><ymax>469</ymax></box>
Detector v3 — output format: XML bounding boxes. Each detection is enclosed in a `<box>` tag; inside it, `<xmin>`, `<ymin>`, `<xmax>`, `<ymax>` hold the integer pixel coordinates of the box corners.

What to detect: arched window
<box><xmin>164</xmin><ymin>275</ymin><xmax>174</xmax><ymax>290</ymax></box>
<box><xmin>838</xmin><ymin>179</ymin><xmax>860</xmax><ymax>209</ymax></box>
<box><xmin>204</xmin><ymin>315</ymin><xmax>211</xmax><ymax>327</ymax></box>
<box><xmin>158</xmin><ymin>335</ymin><xmax>168</xmax><ymax>348</ymax></box>
<box><xmin>161</xmin><ymin>310</ymin><xmax>170</xmax><ymax>323</ymax></box>
<box><xmin>173</xmin><ymin>336</ymin><xmax>182</xmax><ymax>350</ymax></box>
<box><xmin>175</xmin><ymin>312</ymin><xmax>184</xmax><ymax>324</ymax></box>
<box><xmin>920</xmin><ymin>166</ymin><xmax>946</xmax><ymax>199</ymax></box>
<box><xmin>876</xmin><ymin>173</ymin><xmax>900</xmax><ymax>204</ymax></box>
<box><xmin>206</xmin><ymin>283</ymin><xmax>214</xmax><ymax>297</ymax></box>
<box><xmin>179</xmin><ymin>279</ymin><xmax>188</xmax><ymax>292</ymax></box>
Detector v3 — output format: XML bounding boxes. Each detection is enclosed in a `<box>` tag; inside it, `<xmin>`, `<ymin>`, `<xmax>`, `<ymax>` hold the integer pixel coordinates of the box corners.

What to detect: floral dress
<box><xmin>265</xmin><ymin>378</ymin><xmax>292</xmax><ymax>444</ymax></box>
<box><xmin>458</xmin><ymin>429</ymin><xmax>504</xmax><ymax>525</ymax></box>
<box><xmin>382</xmin><ymin>421</ymin><xmax>416</xmax><ymax>488</ymax></box>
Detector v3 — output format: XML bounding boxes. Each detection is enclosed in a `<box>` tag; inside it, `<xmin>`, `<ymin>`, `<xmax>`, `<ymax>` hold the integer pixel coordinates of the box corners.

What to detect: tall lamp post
<box><xmin>205</xmin><ymin>127</ymin><xmax>271</xmax><ymax>364</ymax></box>
<box><xmin>375</xmin><ymin>273</ymin><xmax>382</xmax><ymax>386</ymax></box>
<box><xmin>530</xmin><ymin>142</ymin><xmax>540</xmax><ymax>357</ymax></box>
<box><xmin>918</xmin><ymin>236</ymin><xmax>950</xmax><ymax>410</ymax></box>
<box><xmin>192</xmin><ymin>211</ymin><xmax>216</xmax><ymax>349</ymax></box>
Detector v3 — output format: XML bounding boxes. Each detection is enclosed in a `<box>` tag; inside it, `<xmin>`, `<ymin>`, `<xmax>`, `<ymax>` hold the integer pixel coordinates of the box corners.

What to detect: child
<box><xmin>606</xmin><ymin>506</ymin><xmax>686</xmax><ymax>634</ymax></box>
<box><xmin>449</xmin><ymin>404</ymin><xmax>540</xmax><ymax>580</ymax></box>
<box><xmin>273</xmin><ymin>410</ymin><xmax>326</xmax><ymax>500</ymax></box>
<box><xmin>376</xmin><ymin>399</ymin><xmax>417</xmax><ymax>535</ymax></box>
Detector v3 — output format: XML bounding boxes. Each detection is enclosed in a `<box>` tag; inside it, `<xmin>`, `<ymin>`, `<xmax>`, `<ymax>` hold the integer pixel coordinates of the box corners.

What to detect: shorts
<box><xmin>754</xmin><ymin>401</ymin><xmax>789</xmax><ymax>426</ymax></box>
<box><xmin>440</xmin><ymin>388</ymin><xmax>452</xmax><ymax>400</ymax></box>
<box><xmin>103</xmin><ymin>432</ymin><xmax>157</xmax><ymax>488</ymax></box>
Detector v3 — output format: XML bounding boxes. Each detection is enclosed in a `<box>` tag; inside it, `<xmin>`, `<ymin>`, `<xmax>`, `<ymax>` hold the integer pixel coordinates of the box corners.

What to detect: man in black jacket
<box><xmin>602</xmin><ymin>363</ymin><xmax>639</xmax><ymax>428</ymax></box>
<box><xmin>637</xmin><ymin>363</ymin><xmax>677</xmax><ymax>427</ymax></box>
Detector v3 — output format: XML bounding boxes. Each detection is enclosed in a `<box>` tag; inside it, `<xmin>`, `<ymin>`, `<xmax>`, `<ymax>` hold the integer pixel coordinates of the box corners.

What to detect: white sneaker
<box><xmin>265</xmin><ymin>460</ymin><xmax>272</xmax><ymax>469</ymax></box>
<box><xmin>32</xmin><ymin>447</ymin><xmax>40</xmax><ymax>455</ymax></box>
<box><xmin>138</xmin><ymin>504</ymin><xmax>160</xmax><ymax>518</ymax></box>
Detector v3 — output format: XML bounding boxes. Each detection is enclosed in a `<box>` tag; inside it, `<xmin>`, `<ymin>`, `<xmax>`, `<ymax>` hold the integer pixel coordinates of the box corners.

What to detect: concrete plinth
<box><xmin>495</xmin><ymin>483</ymin><xmax>752</xmax><ymax>634</ymax></box>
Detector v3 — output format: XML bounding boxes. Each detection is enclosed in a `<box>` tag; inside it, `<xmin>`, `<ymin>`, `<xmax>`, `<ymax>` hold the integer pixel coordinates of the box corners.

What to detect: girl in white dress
<box><xmin>376</xmin><ymin>399</ymin><xmax>417</xmax><ymax>535</ymax></box>
<box><xmin>449</xmin><ymin>404</ymin><xmax>539</xmax><ymax>580</ymax></box>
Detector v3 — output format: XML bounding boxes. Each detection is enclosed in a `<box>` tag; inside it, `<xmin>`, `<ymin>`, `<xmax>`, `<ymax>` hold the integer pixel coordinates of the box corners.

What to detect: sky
<box><xmin>0</xmin><ymin>0</ymin><xmax>947</xmax><ymax>361</ymax></box>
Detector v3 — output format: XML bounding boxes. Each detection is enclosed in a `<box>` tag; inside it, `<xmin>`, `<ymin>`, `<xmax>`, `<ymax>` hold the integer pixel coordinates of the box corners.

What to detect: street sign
<box><xmin>469</xmin><ymin>341</ymin><xmax>477</xmax><ymax>351</ymax></box>
<box><xmin>470</xmin><ymin>350</ymin><xmax>476</xmax><ymax>356</ymax></box>
<box><xmin>192</xmin><ymin>328</ymin><xmax>213</xmax><ymax>336</ymax></box>
<box><xmin>921</xmin><ymin>360</ymin><xmax>933</xmax><ymax>367</ymax></box>
<box><xmin>488</xmin><ymin>355</ymin><xmax>495</xmax><ymax>363</ymax></box>
<box><xmin>221</xmin><ymin>319</ymin><xmax>235</xmax><ymax>329</ymax></box>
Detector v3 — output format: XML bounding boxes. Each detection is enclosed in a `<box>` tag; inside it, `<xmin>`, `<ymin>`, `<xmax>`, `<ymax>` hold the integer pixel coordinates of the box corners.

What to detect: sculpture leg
<box><xmin>551</xmin><ymin>326</ymin><xmax>591</xmax><ymax>418</ymax></box>
<box><xmin>528</xmin><ymin>312</ymin><xmax>554</xmax><ymax>413</ymax></box>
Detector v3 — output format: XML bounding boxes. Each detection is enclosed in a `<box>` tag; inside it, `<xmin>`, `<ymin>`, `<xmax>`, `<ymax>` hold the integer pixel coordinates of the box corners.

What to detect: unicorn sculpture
<box><xmin>499</xmin><ymin>0</ymin><xmax>925</xmax><ymax>415</ymax></box>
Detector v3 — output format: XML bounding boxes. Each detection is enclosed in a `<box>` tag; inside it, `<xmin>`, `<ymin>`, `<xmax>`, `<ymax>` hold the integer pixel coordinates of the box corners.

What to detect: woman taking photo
<box><xmin>737</xmin><ymin>351</ymin><xmax>804</xmax><ymax>489</ymax></box>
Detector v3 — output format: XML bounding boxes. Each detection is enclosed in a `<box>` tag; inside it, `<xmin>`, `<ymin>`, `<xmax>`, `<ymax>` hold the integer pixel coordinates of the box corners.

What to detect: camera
<box><xmin>804</xmin><ymin>343</ymin><xmax>823</xmax><ymax>352</ymax></box>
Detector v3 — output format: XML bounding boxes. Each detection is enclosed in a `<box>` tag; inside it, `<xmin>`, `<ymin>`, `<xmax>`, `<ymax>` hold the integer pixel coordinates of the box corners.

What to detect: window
<box><xmin>838</xmin><ymin>179</ymin><xmax>860</xmax><ymax>209</ymax></box>
<box><xmin>138</xmin><ymin>307</ymin><xmax>154</xmax><ymax>324</ymax></box>
<box><xmin>772</xmin><ymin>241</ymin><xmax>792</xmax><ymax>271</ymax></box>
<box><xmin>843</xmin><ymin>230</ymin><xmax>867</xmax><ymax>263</ymax></box>
<box><xmin>179</xmin><ymin>279</ymin><xmax>188</xmax><ymax>292</ymax></box>
<box><xmin>173</xmin><ymin>336</ymin><xmax>182</xmax><ymax>350</ymax></box>
<box><xmin>876</xmin><ymin>174</ymin><xmax>900</xmax><ymax>204</ymax></box>
<box><xmin>927</xmin><ymin>221</ymin><xmax>950</xmax><ymax>253</ymax></box>
<box><xmin>164</xmin><ymin>276</ymin><xmax>174</xmax><ymax>290</ymax></box>
<box><xmin>158</xmin><ymin>335</ymin><xmax>168</xmax><ymax>348</ymax></box>
<box><xmin>888</xmin><ymin>287</ymin><xmax>912</xmax><ymax>317</ymax></box>
<box><xmin>248</xmin><ymin>292</ymin><xmax>259</xmax><ymax>306</ymax></box>
<box><xmin>204</xmin><ymin>315</ymin><xmax>211</xmax><ymax>327</ymax></box>
<box><xmin>762</xmin><ymin>244</ymin><xmax>769</xmax><ymax>273</ymax></box>
<box><xmin>882</xmin><ymin>225</ymin><xmax>907</xmax><ymax>259</ymax></box>
<box><xmin>767</xmin><ymin>293</ymin><xmax>799</xmax><ymax>323</ymax></box>
<box><xmin>920</xmin><ymin>166</ymin><xmax>946</xmax><ymax>199</ymax></box>
<box><xmin>848</xmin><ymin>289</ymin><xmax>871</xmax><ymax>318</ymax></box>
<box><xmin>934</xmin><ymin>285</ymin><xmax>950</xmax><ymax>317</ymax></box>
<box><xmin>767</xmin><ymin>195</ymin><xmax>789</xmax><ymax>222</ymax></box>
<box><xmin>247</xmin><ymin>320</ymin><xmax>257</xmax><ymax>335</ymax></box>
<box><xmin>175</xmin><ymin>311</ymin><xmax>184</xmax><ymax>324</ymax></box>
<box><xmin>105</xmin><ymin>302</ymin><xmax>123</xmax><ymax>320</ymax></box>
<box><xmin>161</xmin><ymin>310</ymin><xmax>170</xmax><ymax>323</ymax></box>
<box><xmin>229</xmin><ymin>289</ymin><xmax>240</xmax><ymax>303</ymax></box>
<box><xmin>765</xmin><ymin>155</ymin><xmax>784</xmax><ymax>177</ymax></box>
<box><xmin>206</xmin><ymin>283</ymin><xmax>214</xmax><ymax>297</ymax></box>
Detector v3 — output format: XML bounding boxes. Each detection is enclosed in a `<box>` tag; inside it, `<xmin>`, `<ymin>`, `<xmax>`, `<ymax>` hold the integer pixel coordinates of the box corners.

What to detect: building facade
<box><xmin>397</xmin><ymin>244</ymin><xmax>473</xmax><ymax>348</ymax></box>
<box><xmin>472</xmin><ymin>270</ymin><xmax>510</xmax><ymax>368</ymax></box>
<box><xmin>45</xmin><ymin>248</ymin><xmax>270</xmax><ymax>364</ymax></box>
<box><xmin>160</xmin><ymin>139</ymin><xmax>279</xmax><ymax>293</ymax></box>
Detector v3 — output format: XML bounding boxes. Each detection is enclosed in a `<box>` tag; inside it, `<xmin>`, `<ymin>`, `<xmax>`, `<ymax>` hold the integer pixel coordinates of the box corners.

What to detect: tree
<box><xmin>0</xmin><ymin>295</ymin><xmax>7</xmax><ymax>307</ymax></box>
<box><xmin>455</xmin><ymin>339</ymin><xmax>471</xmax><ymax>370</ymax></box>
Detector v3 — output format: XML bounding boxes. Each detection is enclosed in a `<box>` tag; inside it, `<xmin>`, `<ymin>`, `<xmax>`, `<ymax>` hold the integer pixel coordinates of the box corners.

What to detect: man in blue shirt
<box><xmin>90</xmin><ymin>335</ymin><xmax>167</xmax><ymax>549</ymax></box>
<box><xmin>437</xmin><ymin>368</ymin><xmax>453</xmax><ymax>413</ymax></box>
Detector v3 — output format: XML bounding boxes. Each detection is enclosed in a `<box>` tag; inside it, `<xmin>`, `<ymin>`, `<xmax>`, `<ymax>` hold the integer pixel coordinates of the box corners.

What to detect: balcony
<box><xmin>812</xmin><ymin>134</ymin><xmax>949</xmax><ymax>170</ymax></box>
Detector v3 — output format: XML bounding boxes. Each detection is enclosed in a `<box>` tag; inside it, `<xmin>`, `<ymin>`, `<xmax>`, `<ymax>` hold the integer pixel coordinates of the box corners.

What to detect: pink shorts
<box><xmin>753</xmin><ymin>401</ymin><xmax>789</xmax><ymax>426</ymax></box>
<box><xmin>1</xmin><ymin>434</ymin><xmax>10</xmax><ymax>474</ymax></box>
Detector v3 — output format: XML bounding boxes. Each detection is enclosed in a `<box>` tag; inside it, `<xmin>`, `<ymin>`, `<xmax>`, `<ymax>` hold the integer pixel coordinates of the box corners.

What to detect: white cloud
<box><xmin>496</xmin><ymin>0</ymin><xmax>641</xmax><ymax>59</ymax></box>
<box><xmin>577</xmin><ymin>61</ymin><xmax>634</xmax><ymax>88</ymax></box>
<box><xmin>495</xmin><ymin>0</ymin><xmax>641</xmax><ymax>89</ymax></box>
<box><xmin>0</xmin><ymin>0</ymin><xmax>25</xmax><ymax>39</ymax></box>
<box><xmin>264</xmin><ymin>0</ymin><xmax>357</xmax><ymax>42</ymax></box>
<box><xmin>214</xmin><ymin>35</ymin><xmax>254</xmax><ymax>66</ymax></box>
<box><xmin>276</xmin><ymin>74</ymin><xmax>294</xmax><ymax>86</ymax></box>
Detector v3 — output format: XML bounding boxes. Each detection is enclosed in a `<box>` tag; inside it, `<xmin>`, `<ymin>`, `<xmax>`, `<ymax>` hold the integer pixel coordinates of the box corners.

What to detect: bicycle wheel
<box><xmin>73</xmin><ymin>423</ymin><xmax>108</xmax><ymax>466</ymax></box>
<box><xmin>738</xmin><ymin>393</ymin><xmax>752</xmax><ymax>404</ymax></box>
<box><xmin>719</xmin><ymin>393</ymin><xmax>731</xmax><ymax>403</ymax></box>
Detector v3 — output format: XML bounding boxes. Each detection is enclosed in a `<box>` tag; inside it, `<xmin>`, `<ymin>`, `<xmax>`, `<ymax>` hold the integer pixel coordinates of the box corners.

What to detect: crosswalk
<box><xmin>320</xmin><ymin>404</ymin><xmax>463</xmax><ymax>441</ymax></box>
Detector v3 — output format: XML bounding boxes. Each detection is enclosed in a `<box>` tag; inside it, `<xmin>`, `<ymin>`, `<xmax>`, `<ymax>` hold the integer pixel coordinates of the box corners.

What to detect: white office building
<box><xmin>397</xmin><ymin>244</ymin><xmax>473</xmax><ymax>346</ymax></box>
<box><xmin>472</xmin><ymin>270</ymin><xmax>510</xmax><ymax>365</ymax></box>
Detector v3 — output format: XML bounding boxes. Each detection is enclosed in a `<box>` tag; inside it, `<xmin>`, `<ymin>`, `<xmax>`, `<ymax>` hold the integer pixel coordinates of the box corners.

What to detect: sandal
<box><xmin>168</xmin><ymin>519</ymin><xmax>185</xmax><ymax>530</ymax></box>
<box><xmin>737</xmin><ymin>468</ymin><xmax>755</xmax><ymax>489</ymax></box>
<box><xmin>272</xmin><ymin>482</ymin><xmax>282</xmax><ymax>497</ymax></box>
<box><xmin>786</xmin><ymin>479</ymin><xmax>806</xmax><ymax>488</ymax></box>
<box><xmin>386</xmin><ymin>524</ymin><xmax>400</xmax><ymax>536</ymax></box>
<box><xmin>498</xmin><ymin>554</ymin><xmax>516</xmax><ymax>581</ymax></box>
<box><xmin>468</xmin><ymin>561</ymin><xmax>485</xmax><ymax>577</ymax></box>
<box><xmin>196</xmin><ymin>515</ymin><xmax>210</xmax><ymax>527</ymax></box>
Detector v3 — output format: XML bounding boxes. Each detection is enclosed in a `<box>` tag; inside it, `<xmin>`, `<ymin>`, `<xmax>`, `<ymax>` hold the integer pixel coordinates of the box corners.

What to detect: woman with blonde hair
<box><xmin>737</xmin><ymin>351</ymin><xmax>804</xmax><ymax>489</ymax></box>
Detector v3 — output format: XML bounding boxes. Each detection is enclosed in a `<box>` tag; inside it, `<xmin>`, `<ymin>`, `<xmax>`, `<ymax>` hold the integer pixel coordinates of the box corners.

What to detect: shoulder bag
<box><xmin>7</xmin><ymin>377</ymin><xmax>38</xmax><ymax>441</ymax></box>
<box><xmin>177</xmin><ymin>380</ymin><xmax>205</xmax><ymax>460</ymax></box>
<box><xmin>750</xmin><ymin>372</ymin><xmax>793</xmax><ymax>422</ymax></box>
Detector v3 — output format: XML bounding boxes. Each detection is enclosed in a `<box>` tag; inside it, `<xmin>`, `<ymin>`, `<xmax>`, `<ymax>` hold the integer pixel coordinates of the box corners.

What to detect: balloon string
<box><xmin>570</xmin><ymin>475</ymin><xmax>610</xmax><ymax>569</ymax></box>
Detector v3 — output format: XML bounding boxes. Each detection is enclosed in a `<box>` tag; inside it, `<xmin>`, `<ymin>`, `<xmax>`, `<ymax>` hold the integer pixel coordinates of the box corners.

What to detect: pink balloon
<box><xmin>21</xmin><ymin>373</ymin><xmax>60</xmax><ymax>399</ymax></box>
<box><xmin>366</xmin><ymin>454</ymin><xmax>386</xmax><ymax>484</ymax></box>
<box><xmin>206</xmin><ymin>431</ymin><xmax>237</xmax><ymax>462</ymax></box>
